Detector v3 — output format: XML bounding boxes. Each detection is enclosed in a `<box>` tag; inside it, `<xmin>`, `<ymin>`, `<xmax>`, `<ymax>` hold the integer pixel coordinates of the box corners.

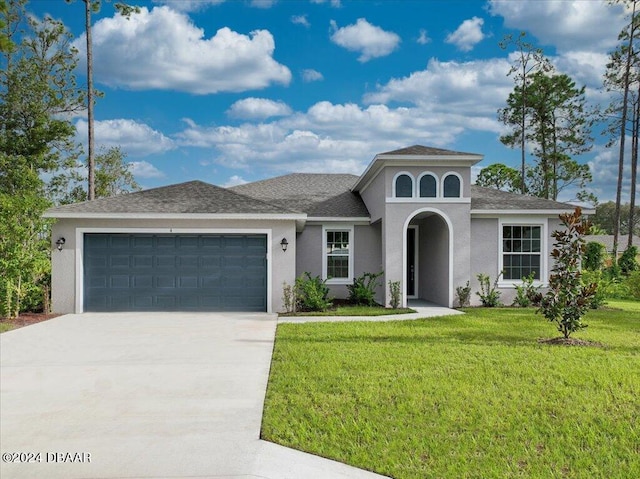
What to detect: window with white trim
<box><xmin>502</xmin><ymin>225</ymin><xmax>542</xmax><ymax>280</ymax></box>
<box><xmin>324</xmin><ymin>228</ymin><xmax>352</xmax><ymax>282</ymax></box>
<box><xmin>395</xmin><ymin>174</ymin><xmax>413</xmax><ymax>197</ymax></box>
<box><xmin>443</xmin><ymin>174</ymin><xmax>461</xmax><ymax>197</ymax></box>
<box><xmin>419</xmin><ymin>174</ymin><xmax>437</xmax><ymax>197</ymax></box>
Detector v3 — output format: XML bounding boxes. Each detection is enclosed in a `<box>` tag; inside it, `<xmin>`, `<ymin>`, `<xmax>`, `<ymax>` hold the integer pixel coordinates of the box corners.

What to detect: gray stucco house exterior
<box><xmin>45</xmin><ymin>145</ymin><xmax>582</xmax><ymax>313</ymax></box>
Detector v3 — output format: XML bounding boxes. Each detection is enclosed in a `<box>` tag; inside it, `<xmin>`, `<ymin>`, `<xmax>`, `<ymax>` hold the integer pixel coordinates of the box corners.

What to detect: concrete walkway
<box><xmin>1</xmin><ymin>312</ymin><xmax>387</xmax><ymax>479</ymax></box>
<box><xmin>279</xmin><ymin>300</ymin><xmax>464</xmax><ymax>324</ymax></box>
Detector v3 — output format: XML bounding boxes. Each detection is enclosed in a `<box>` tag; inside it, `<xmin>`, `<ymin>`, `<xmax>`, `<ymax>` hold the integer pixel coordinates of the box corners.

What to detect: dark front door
<box><xmin>406</xmin><ymin>227</ymin><xmax>416</xmax><ymax>297</ymax></box>
<box><xmin>83</xmin><ymin>233</ymin><xmax>267</xmax><ymax>312</ymax></box>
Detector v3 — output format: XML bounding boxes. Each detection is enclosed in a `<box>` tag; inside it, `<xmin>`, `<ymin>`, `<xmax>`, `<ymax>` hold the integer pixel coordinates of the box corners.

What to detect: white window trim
<box><xmin>417</xmin><ymin>171</ymin><xmax>439</xmax><ymax>198</ymax></box>
<box><xmin>497</xmin><ymin>218</ymin><xmax>548</xmax><ymax>288</ymax></box>
<box><xmin>441</xmin><ymin>171</ymin><xmax>463</xmax><ymax>198</ymax></box>
<box><xmin>322</xmin><ymin>224</ymin><xmax>354</xmax><ymax>285</ymax></box>
<box><xmin>392</xmin><ymin>171</ymin><xmax>415</xmax><ymax>198</ymax></box>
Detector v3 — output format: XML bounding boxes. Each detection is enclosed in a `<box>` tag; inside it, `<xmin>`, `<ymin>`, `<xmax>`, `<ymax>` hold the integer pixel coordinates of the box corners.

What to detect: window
<box><xmin>395</xmin><ymin>174</ymin><xmax>413</xmax><ymax>198</ymax></box>
<box><xmin>502</xmin><ymin>225</ymin><xmax>542</xmax><ymax>280</ymax></box>
<box><xmin>419</xmin><ymin>174</ymin><xmax>437</xmax><ymax>197</ymax></box>
<box><xmin>325</xmin><ymin>229</ymin><xmax>351</xmax><ymax>282</ymax></box>
<box><xmin>443</xmin><ymin>174</ymin><xmax>461</xmax><ymax>198</ymax></box>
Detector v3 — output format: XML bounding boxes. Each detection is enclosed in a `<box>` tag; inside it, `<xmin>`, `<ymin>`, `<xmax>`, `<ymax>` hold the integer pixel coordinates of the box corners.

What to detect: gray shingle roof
<box><xmin>45</xmin><ymin>180</ymin><xmax>297</xmax><ymax>215</ymax></box>
<box><xmin>380</xmin><ymin>145</ymin><xmax>479</xmax><ymax>156</ymax></box>
<box><xmin>584</xmin><ymin>235</ymin><xmax>640</xmax><ymax>252</ymax></box>
<box><xmin>470</xmin><ymin>185</ymin><xmax>580</xmax><ymax>211</ymax></box>
<box><xmin>230</xmin><ymin>173</ymin><xmax>370</xmax><ymax>217</ymax></box>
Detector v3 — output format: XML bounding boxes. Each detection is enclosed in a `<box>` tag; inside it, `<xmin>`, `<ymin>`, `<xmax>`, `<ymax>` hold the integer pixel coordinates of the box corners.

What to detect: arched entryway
<box><xmin>403</xmin><ymin>208</ymin><xmax>453</xmax><ymax>307</ymax></box>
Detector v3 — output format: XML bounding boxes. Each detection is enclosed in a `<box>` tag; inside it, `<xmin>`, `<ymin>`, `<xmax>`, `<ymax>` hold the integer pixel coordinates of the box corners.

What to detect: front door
<box><xmin>406</xmin><ymin>226</ymin><xmax>418</xmax><ymax>297</ymax></box>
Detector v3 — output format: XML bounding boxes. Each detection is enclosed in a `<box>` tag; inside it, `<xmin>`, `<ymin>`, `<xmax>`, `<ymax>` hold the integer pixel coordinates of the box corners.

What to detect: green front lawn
<box><xmin>262</xmin><ymin>305</ymin><xmax>640</xmax><ymax>478</ymax></box>
<box><xmin>280</xmin><ymin>305</ymin><xmax>415</xmax><ymax>317</ymax></box>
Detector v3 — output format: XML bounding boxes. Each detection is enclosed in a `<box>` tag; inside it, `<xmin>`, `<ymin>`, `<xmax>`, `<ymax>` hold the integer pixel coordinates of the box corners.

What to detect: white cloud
<box><xmin>585</xmin><ymin>144</ymin><xmax>634</xmax><ymax>203</ymax></box>
<box><xmin>330</xmin><ymin>18</ymin><xmax>400</xmax><ymax>62</ymax></box>
<box><xmin>222</xmin><ymin>175</ymin><xmax>249</xmax><ymax>187</ymax></box>
<box><xmin>154</xmin><ymin>0</ymin><xmax>225</xmax><ymax>12</ymax></box>
<box><xmin>311</xmin><ymin>0</ymin><xmax>341</xmax><ymax>7</ymax></box>
<box><xmin>129</xmin><ymin>161</ymin><xmax>166</xmax><ymax>179</ymax></box>
<box><xmin>291</xmin><ymin>14</ymin><xmax>310</xmax><ymax>27</ymax></box>
<box><xmin>301</xmin><ymin>68</ymin><xmax>324</xmax><ymax>82</ymax></box>
<box><xmin>72</xmin><ymin>6</ymin><xmax>291</xmax><ymax>94</ymax></box>
<box><xmin>417</xmin><ymin>29</ymin><xmax>431</xmax><ymax>45</ymax></box>
<box><xmin>250</xmin><ymin>0</ymin><xmax>276</xmax><ymax>8</ymax></box>
<box><xmin>445</xmin><ymin>16</ymin><xmax>485</xmax><ymax>52</ymax></box>
<box><xmin>75</xmin><ymin>119</ymin><xmax>175</xmax><ymax>157</ymax></box>
<box><xmin>227</xmin><ymin>98</ymin><xmax>293</xmax><ymax>119</ymax></box>
<box><xmin>488</xmin><ymin>0</ymin><xmax>625</xmax><ymax>52</ymax></box>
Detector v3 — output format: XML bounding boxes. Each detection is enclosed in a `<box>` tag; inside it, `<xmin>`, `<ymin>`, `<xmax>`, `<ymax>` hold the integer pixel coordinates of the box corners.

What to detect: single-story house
<box><xmin>45</xmin><ymin>145</ymin><xmax>585</xmax><ymax>313</ymax></box>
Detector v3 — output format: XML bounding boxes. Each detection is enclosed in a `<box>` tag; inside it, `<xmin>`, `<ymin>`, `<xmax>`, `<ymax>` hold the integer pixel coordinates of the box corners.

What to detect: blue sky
<box><xmin>28</xmin><ymin>0</ymin><xmax>633</xmax><ymax>203</ymax></box>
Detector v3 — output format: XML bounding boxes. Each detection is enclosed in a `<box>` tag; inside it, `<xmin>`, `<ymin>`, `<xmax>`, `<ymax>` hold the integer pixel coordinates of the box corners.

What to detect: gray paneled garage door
<box><xmin>84</xmin><ymin>234</ymin><xmax>267</xmax><ymax>312</ymax></box>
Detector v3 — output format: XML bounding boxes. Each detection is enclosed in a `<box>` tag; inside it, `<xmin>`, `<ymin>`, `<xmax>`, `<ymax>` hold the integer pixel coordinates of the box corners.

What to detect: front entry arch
<box><xmin>402</xmin><ymin>208</ymin><xmax>453</xmax><ymax>307</ymax></box>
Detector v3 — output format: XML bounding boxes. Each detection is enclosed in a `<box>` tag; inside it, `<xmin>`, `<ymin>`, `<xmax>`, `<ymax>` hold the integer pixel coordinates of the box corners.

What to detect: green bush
<box><xmin>619</xmin><ymin>246</ymin><xmax>639</xmax><ymax>274</ymax></box>
<box><xmin>476</xmin><ymin>273</ymin><xmax>502</xmax><ymax>307</ymax></box>
<box><xmin>455</xmin><ymin>281</ymin><xmax>471</xmax><ymax>307</ymax></box>
<box><xmin>388</xmin><ymin>280</ymin><xmax>401</xmax><ymax>309</ymax></box>
<box><xmin>583</xmin><ymin>241</ymin><xmax>605</xmax><ymax>270</ymax></box>
<box><xmin>347</xmin><ymin>272</ymin><xmax>383</xmax><ymax>306</ymax></box>
<box><xmin>512</xmin><ymin>273</ymin><xmax>542</xmax><ymax>307</ymax></box>
<box><xmin>581</xmin><ymin>269</ymin><xmax>609</xmax><ymax>308</ymax></box>
<box><xmin>295</xmin><ymin>273</ymin><xmax>332</xmax><ymax>312</ymax></box>
<box><xmin>626</xmin><ymin>271</ymin><xmax>640</xmax><ymax>299</ymax></box>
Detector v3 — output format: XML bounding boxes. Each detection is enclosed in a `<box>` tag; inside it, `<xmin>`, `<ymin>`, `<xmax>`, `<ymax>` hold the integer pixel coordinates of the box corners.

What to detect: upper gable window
<box><xmin>395</xmin><ymin>174</ymin><xmax>413</xmax><ymax>198</ymax></box>
<box><xmin>443</xmin><ymin>174</ymin><xmax>461</xmax><ymax>198</ymax></box>
<box><xmin>419</xmin><ymin>174</ymin><xmax>437</xmax><ymax>198</ymax></box>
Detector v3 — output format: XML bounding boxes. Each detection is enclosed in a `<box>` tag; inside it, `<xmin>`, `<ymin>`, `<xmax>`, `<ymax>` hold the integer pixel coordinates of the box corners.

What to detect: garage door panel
<box><xmin>84</xmin><ymin>234</ymin><xmax>267</xmax><ymax>312</ymax></box>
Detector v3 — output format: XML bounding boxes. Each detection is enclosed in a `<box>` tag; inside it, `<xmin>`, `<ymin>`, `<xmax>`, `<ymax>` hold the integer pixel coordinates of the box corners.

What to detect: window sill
<box><xmin>498</xmin><ymin>281</ymin><xmax>547</xmax><ymax>289</ymax></box>
<box><xmin>326</xmin><ymin>278</ymin><xmax>352</xmax><ymax>285</ymax></box>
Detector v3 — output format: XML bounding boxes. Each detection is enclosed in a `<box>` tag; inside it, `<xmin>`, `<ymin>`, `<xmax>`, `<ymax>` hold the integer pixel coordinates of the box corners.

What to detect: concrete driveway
<box><xmin>1</xmin><ymin>313</ymin><xmax>387</xmax><ymax>479</ymax></box>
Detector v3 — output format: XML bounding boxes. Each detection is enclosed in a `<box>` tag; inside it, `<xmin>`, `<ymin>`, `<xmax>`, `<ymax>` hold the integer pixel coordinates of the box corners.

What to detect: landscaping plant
<box><xmin>347</xmin><ymin>272</ymin><xmax>383</xmax><ymax>306</ymax></box>
<box><xmin>538</xmin><ymin>208</ymin><xmax>597</xmax><ymax>339</ymax></box>
<box><xmin>281</xmin><ymin>281</ymin><xmax>297</xmax><ymax>313</ymax></box>
<box><xmin>583</xmin><ymin>241</ymin><xmax>605</xmax><ymax>270</ymax></box>
<box><xmin>294</xmin><ymin>272</ymin><xmax>332</xmax><ymax>312</ymax></box>
<box><xmin>476</xmin><ymin>272</ymin><xmax>502</xmax><ymax>307</ymax></box>
<box><xmin>455</xmin><ymin>281</ymin><xmax>471</xmax><ymax>307</ymax></box>
<box><xmin>619</xmin><ymin>245</ymin><xmax>639</xmax><ymax>274</ymax></box>
<box><xmin>388</xmin><ymin>280</ymin><xmax>401</xmax><ymax>309</ymax></box>
<box><xmin>512</xmin><ymin>273</ymin><xmax>542</xmax><ymax>307</ymax></box>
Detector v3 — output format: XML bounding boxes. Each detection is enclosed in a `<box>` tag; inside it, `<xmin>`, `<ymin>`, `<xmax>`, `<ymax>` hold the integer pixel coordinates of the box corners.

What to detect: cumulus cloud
<box><xmin>222</xmin><ymin>175</ymin><xmax>249</xmax><ymax>187</ymax></box>
<box><xmin>417</xmin><ymin>29</ymin><xmax>431</xmax><ymax>45</ymax></box>
<box><xmin>154</xmin><ymin>0</ymin><xmax>225</xmax><ymax>12</ymax></box>
<box><xmin>129</xmin><ymin>161</ymin><xmax>166</xmax><ymax>179</ymax></box>
<box><xmin>301</xmin><ymin>68</ymin><xmax>324</xmax><ymax>82</ymax></box>
<box><xmin>75</xmin><ymin>119</ymin><xmax>175</xmax><ymax>157</ymax></box>
<box><xmin>330</xmin><ymin>18</ymin><xmax>400</xmax><ymax>62</ymax></box>
<box><xmin>291</xmin><ymin>14</ymin><xmax>310</xmax><ymax>27</ymax></box>
<box><xmin>71</xmin><ymin>6</ymin><xmax>291</xmax><ymax>94</ymax></box>
<box><xmin>445</xmin><ymin>16</ymin><xmax>485</xmax><ymax>52</ymax></box>
<box><xmin>227</xmin><ymin>98</ymin><xmax>293</xmax><ymax>119</ymax></box>
<box><xmin>488</xmin><ymin>0</ymin><xmax>625</xmax><ymax>52</ymax></box>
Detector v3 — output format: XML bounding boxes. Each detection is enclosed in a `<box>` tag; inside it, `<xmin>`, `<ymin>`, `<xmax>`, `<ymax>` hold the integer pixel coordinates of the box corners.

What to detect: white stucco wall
<box><xmin>50</xmin><ymin>217</ymin><xmax>297</xmax><ymax>314</ymax></box>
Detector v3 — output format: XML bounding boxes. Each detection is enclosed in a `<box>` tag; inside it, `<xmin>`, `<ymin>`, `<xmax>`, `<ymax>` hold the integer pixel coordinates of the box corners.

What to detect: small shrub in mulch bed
<box><xmin>538</xmin><ymin>337</ymin><xmax>605</xmax><ymax>348</ymax></box>
<box><xmin>0</xmin><ymin>313</ymin><xmax>60</xmax><ymax>332</ymax></box>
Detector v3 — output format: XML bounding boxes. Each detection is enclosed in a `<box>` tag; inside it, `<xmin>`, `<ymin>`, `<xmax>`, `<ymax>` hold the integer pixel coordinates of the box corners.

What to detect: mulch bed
<box><xmin>0</xmin><ymin>312</ymin><xmax>61</xmax><ymax>331</ymax></box>
<box><xmin>538</xmin><ymin>337</ymin><xmax>605</xmax><ymax>348</ymax></box>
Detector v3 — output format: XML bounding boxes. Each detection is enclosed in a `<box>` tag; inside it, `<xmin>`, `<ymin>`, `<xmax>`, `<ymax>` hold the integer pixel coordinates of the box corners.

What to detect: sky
<box><xmin>26</xmin><ymin>0</ymin><xmax>636</xmax><ymax>203</ymax></box>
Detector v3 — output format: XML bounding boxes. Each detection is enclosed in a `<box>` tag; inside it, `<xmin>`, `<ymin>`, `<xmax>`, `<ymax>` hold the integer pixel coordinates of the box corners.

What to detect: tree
<box><xmin>500</xmin><ymin>71</ymin><xmax>593</xmax><ymax>201</ymax></box>
<box><xmin>592</xmin><ymin>201</ymin><xmax>640</xmax><ymax>236</ymax></box>
<box><xmin>539</xmin><ymin>208</ymin><xmax>597</xmax><ymax>340</ymax></box>
<box><xmin>475</xmin><ymin>163</ymin><xmax>522</xmax><ymax>192</ymax></box>
<box><xmin>498</xmin><ymin>32</ymin><xmax>552</xmax><ymax>194</ymax></box>
<box><xmin>50</xmin><ymin>146</ymin><xmax>141</xmax><ymax>204</ymax></box>
<box><xmin>604</xmin><ymin>0</ymin><xmax>640</xmax><ymax>262</ymax></box>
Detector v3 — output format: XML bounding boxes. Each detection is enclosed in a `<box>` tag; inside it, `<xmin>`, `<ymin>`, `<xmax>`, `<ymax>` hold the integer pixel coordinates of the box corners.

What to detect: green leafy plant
<box><xmin>583</xmin><ymin>241</ymin><xmax>605</xmax><ymax>270</ymax></box>
<box><xmin>455</xmin><ymin>281</ymin><xmax>471</xmax><ymax>307</ymax></box>
<box><xmin>581</xmin><ymin>269</ymin><xmax>610</xmax><ymax>309</ymax></box>
<box><xmin>626</xmin><ymin>271</ymin><xmax>640</xmax><ymax>299</ymax></box>
<box><xmin>512</xmin><ymin>273</ymin><xmax>542</xmax><ymax>307</ymax></box>
<box><xmin>476</xmin><ymin>273</ymin><xmax>503</xmax><ymax>307</ymax></box>
<box><xmin>619</xmin><ymin>246</ymin><xmax>639</xmax><ymax>275</ymax></box>
<box><xmin>294</xmin><ymin>273</ymin><xmax>332</xmax><ymax>312</ymax></box>
<box><xmin>388</xmin><ymin>280</ymin><xmax>401</xmax><ymax>309</ymax></box>
<box><xmin>538</xmin><ymin>208</ymin><xmax>597</xmax><ymax>339</ymax></box>
<box><xmin>347</xmin><ymin>272</ymin><xmax>383</xmax><ymax>306</ymax></box>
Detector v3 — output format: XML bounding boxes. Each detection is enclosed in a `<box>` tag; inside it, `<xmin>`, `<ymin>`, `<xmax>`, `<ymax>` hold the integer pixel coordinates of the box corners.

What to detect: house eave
<box><xmin>471</xmin><ymin>208</ymin><xmax>595</xmax><ymax>217</ymax></box>
<box><xmin>43</xmin><ymin>211</ymin><xmax>307</xmax><ymax>221</ymax></box>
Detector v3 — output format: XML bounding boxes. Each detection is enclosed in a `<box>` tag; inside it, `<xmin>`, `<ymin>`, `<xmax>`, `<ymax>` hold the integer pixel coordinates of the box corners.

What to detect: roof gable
<box><xmin>380</xmin><ymin>145</ymin><xmax>479</xmax><ymax>156</ymax></box>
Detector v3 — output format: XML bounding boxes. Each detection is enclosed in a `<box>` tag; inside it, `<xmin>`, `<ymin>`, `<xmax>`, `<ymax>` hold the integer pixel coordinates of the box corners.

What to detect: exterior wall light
<box><xmin>55</xmin><ymin>237</ymin><xmax>66</xmax><ymax>251</ymax></box>
<box><xmin>280</xmin><ymin>238</ymin><xmax>288</xmax><ymax>252</ymax></box>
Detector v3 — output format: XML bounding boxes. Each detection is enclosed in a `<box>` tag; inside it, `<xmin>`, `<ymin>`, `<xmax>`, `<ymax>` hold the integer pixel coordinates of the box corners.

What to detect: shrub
<box><xmin>626</xmin><ymin>270</ymin><xmax>640</xmax><ymax>300</ymax></box>
<box><xmin>619</xmin><ymin>246</ymin><xmax>639</xmax><ymax>275</ymax></box>
<box><xmin>476</xmin><ymin>273</ymin><xmax>502</xmax><ymax>307</ymax></box>
<box><xmin>512</xmin><ymin>273</ymin><xmax>542</xmax><ymax>307</ymax></box>
<box><xmin>282</xmin><ymin>281</ymin><xmax>297</xmax><ymax>313</ymax></box>
<box><xmin>581</xmin><ymin>269</ymin><xmax>609</xmax><ymax>309</ymax></box>
<box><xmin>583</xmin><ymin>241</ymin><xmax>605</xmax><ymax>270</ymax></box>
<box><xmin>455</xmin><ymin>281</ymin><xmax>471</xmax><ymax>307</ymax></box>
<box><xmin>538</xmin><ymin>208</ymin><xmax>596</xmax><ymax>339</ymax></box>
<box><xmin>294</xmin><ymin>273</ymin><xmax>332</xmax><ymax>312</ymax></box>
<box><xmin>388</xmin><ymin>280</ymin><xmax>401</xmax><ymax>309</ymax></box>
<box><xmin>347</xmin><ymin>272</ymin><xmax>383</xmax><ymax>306</ymax></box>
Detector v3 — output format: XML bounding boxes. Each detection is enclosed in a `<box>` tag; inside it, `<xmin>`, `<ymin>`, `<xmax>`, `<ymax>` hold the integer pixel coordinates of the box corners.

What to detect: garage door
<box><xmin>84</xmin><ymin>234</ymin><xmax>267</xmax><ymax>312</ymax></box>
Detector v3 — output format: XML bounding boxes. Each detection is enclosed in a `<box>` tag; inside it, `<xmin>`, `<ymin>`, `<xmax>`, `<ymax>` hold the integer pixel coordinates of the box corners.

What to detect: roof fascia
<box><xmin>42</xmin><ymin>212</ymin><xmax>308</xmax><ymax>221</ymax></box>
<box><xmin>471</xmin><ymin>208</ymin><xmax>595</xmax><ymax>217</ymax></box>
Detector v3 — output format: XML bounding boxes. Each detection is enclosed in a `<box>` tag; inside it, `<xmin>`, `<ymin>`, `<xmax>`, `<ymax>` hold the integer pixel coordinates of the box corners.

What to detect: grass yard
<box><xmin>262</xmin><ymin>304</ymin><xmax>640</xmax><ymax>478</ymax></box>
<box><xmin>281</xmin><ymin>305</ymin><xmax>415</xmax><ymax>317</ymax></box>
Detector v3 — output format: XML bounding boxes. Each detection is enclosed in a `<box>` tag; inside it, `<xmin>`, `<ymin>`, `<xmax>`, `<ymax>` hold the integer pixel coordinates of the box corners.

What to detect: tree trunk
<box><xmin>630</xmin><ymin>88</ymin><xmax>639</xmax><ymax>247</ymax></box>
<box><xmin>84</xmin><ymin>0</ymin><xmax>95</xmax><ymax>200</ymax></box>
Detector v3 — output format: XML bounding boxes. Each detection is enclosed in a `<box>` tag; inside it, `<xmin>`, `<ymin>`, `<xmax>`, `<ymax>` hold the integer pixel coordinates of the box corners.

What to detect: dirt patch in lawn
<box><xmin>538</xmin><ymin>337</ymin><xmax>605</xmax><ymax>347</ymax></box>
<box><xmin>0</xmin><ymin>312</ymin><xmax>61</xmax><ymax>332</ymax></box>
